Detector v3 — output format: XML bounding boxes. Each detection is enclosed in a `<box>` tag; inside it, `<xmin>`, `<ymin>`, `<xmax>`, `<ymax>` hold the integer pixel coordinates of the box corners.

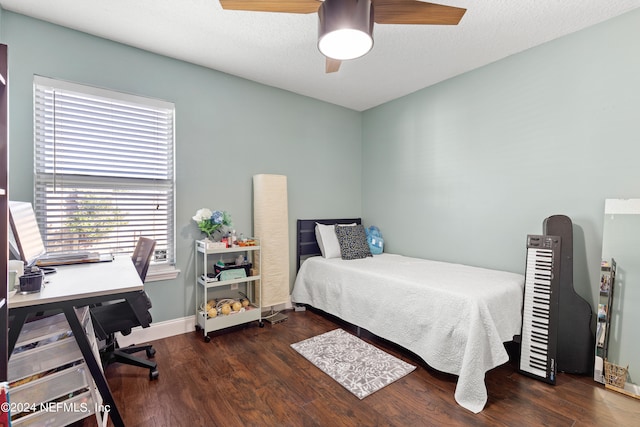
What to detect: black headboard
<box><xmin>296</xmin><ymin>218</ymin><xmax>362</xmax><ymax>271</ymax></box>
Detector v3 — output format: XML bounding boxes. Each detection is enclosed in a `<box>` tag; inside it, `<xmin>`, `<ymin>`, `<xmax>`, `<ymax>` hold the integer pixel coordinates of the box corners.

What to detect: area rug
<box><xmin>291</xmin><ymin>328</ymin><xmax>416</xmax><ymax>399</ymax></box>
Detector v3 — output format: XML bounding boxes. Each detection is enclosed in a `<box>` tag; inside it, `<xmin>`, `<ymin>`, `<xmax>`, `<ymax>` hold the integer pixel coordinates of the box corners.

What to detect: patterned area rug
<box><xmin>291</xmin><ymin>328</ymin><xmax>416</xmax><ymax>399</ymax></box>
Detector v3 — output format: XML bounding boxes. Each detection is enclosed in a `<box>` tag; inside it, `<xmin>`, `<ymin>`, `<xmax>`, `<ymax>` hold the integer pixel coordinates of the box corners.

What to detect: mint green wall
<box><xmin>362</xmin><ymin>10</ymin><xmax>640</xmax><ymax>369</ymax></box>
<box><xmin>1</xmin><ymin>12</ymin><xmax>362</xmax><ymax>322</ymax></box>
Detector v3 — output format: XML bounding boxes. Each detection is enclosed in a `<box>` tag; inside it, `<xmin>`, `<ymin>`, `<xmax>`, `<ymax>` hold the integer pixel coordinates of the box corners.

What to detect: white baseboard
<box><xmin>116</xmin><ymin>298</ymin><xmax>293</xmax><ymax>346</ymax></box>
<box><xmin>116</xmin><ymin>315</ymin><xmax>196</xmax><ymax>347</ymax></box>
<box><xmin>625</xmin><ymin>382</ymin><xmax>640</xmax><ymax>396</ymax></box>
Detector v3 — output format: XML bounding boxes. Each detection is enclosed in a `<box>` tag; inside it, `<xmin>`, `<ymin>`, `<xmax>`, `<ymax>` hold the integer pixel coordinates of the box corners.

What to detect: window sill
<box><xmin>145</xmin><ymin>264</ymin><xmax>180</xmax><ymax>282</ymax></box>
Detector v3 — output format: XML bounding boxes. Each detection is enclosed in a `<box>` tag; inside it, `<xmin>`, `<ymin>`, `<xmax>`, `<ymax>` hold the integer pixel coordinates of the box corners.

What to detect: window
<box><xmin>33</xmin><ymin>76</ymin><xmax>175</xmax><ymax>274</ymax></box>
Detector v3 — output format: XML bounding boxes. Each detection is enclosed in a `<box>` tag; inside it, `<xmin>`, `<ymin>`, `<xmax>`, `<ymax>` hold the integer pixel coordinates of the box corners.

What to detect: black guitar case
<box><xmin>543</xmin><ymin>215</ymin><xmax>594</xmax><ymax>374</ymax></box>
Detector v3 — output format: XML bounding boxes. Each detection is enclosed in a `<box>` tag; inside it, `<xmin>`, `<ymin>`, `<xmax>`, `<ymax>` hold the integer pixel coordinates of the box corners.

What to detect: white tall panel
<box><xmin>253</xmin><ymin>174</ymin><xmax>289</xmax><ymax>308</ymax></box>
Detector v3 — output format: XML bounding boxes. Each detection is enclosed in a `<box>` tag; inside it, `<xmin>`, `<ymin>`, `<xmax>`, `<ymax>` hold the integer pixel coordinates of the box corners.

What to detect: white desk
<box><xmin>8</xmin><ymin>255</ymin><xmax>144</xmax><ymax>427</ymax></box>
<box><xmin>8</xmin><ymin>255</ymin><xmax>142</xmax><ymax>309</ymax></box>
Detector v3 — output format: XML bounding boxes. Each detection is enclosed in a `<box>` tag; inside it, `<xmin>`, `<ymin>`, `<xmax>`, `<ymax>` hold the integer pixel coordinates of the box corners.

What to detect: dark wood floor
<box><xmin>79</xmin><ymin>309</ymin><xmax>639</xmax><ymax>427</ymax></box>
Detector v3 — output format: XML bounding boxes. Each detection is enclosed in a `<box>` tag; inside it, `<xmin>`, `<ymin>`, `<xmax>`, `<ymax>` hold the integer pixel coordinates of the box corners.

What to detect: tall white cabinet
<box><xmin>194</xmin><ymin>239</ymin><xmax>263</xmax><ymax>342</ymax></box>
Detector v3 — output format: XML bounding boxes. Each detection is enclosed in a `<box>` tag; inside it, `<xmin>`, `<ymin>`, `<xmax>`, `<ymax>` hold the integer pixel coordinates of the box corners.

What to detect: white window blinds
<box><xmin>33</xmin><ymin>76</ymin><xmax>175</xmax><ymax>265</ymax></box>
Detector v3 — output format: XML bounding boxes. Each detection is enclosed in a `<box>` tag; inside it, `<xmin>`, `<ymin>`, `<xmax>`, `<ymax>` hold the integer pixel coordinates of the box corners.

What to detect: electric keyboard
<box><xmin>519</xmin><ymin>234</ymin><xmax>561</xmax><ymax>384</ymax></box>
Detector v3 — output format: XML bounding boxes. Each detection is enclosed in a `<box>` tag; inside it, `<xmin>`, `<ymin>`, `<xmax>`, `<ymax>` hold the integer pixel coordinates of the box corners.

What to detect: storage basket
<box><xmin>214</xmin><ymin>262</ymin><xmax>252</xmax><ymax>278</ymax></box>
<box><xmin>604</xmin><ymin>360</ymin><xmax>628</xmax><ymax>388</ymax></box>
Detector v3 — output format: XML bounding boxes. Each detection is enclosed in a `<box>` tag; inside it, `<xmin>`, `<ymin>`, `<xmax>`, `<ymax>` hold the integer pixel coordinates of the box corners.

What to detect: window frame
<box><xmin>33</xmin><ymin>75</ymin><xmax>178</xmax><ymax>281</ymax></box>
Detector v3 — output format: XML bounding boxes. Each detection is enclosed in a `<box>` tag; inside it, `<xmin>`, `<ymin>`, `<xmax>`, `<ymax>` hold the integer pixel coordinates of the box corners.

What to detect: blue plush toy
<box><xmin>365</xmin><ymin>226</ymin><xmax>384</xmax><ymax>255</ymax></box>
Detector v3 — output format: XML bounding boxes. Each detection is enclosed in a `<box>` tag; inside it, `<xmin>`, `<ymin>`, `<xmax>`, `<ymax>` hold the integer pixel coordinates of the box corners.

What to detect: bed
<box><xmin>291</xmin><ymin>218</ymin><xmax>525</xmax><ymax>413</ymax></box>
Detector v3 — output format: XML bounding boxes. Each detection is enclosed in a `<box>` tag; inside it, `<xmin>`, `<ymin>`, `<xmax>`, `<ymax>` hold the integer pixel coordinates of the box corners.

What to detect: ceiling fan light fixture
<box><xmin>318</xmin><ymin>0</ymin><xmax>374</xmax><ymax>61</ymax></box>
<box><xmin>318</xmin><ymin>29</ymin><xmax>373</xmax><ymax>61</ymax></box>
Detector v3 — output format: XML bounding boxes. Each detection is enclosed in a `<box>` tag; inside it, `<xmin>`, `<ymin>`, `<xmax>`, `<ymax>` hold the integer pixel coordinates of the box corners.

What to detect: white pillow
<box><xmin>315</xmin><ymin>222</ymin><xmax>355</xmax><ymax>259</ymax></box>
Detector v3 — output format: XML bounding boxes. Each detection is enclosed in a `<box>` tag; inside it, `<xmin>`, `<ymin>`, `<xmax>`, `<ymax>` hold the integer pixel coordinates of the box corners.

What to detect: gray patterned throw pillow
<box><xmin>334</xmin><ymin>224</ymin><xmax>373</xmax><ymax>260</ymax></box>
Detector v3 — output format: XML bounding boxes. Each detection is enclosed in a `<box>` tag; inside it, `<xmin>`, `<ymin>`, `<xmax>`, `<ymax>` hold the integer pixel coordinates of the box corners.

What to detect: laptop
<box><xmin>9</xmin><ymin>200</ymin><xmax>113</xmax><ymax>270</ymax></box>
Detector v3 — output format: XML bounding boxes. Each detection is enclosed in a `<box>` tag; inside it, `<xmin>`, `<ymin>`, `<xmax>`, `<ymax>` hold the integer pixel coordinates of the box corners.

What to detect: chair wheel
<box><xmin>146</xmin><ymin>347</ymin><xmax>156</xmax><ymax>358</ymax></box>
<box><xmin>204</xmin><ymin>335</ymin><xmax>211</xmax><ymax>343</ymax></box>
<box><xmin>149</xmin><ymin>369</ymin><xmax>159</xmax><ymax>380</ymax></box>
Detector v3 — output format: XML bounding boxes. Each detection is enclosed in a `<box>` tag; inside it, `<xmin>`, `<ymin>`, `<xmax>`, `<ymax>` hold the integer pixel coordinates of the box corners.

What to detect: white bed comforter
<box><xmin>291</xmin><ymin>253</ymin><xmax>524</xmax><ymax>413</ymax></box>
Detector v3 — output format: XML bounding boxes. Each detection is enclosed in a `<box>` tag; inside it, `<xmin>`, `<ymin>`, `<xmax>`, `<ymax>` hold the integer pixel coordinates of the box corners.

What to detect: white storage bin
<box><xmin>9</xmin><ymin>336</ymin><xmax>83</xmax><ymax>383</ymax></box>
<box><xmin>9</xmin><ymin>306</ymin><xmax>105</xmax><ymax>426</ymax></box>
<box><xmin>198</xmin><ymin>305</ymin><xmax>261</xmax><ymax>331</ymax></box>
<box><xmin>11</xmin><ymin>390</ymin><xmax>96</xmax><ymax>427</ymax></box>
<box><xmin>10</xmin><ymin>363</ymin><xmax>91</xmax><ymax>408</ymax></box>
<box><xmin>13</xmin><ymin>313</ymin><xmax>70</xmax><ymax>348</ymax></box>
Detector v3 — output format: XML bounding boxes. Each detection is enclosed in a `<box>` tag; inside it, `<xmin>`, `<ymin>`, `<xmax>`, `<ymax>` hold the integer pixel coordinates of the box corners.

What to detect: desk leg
<box><xmin>63</xmin><ymin>306</ymin><xmax>125</xmax><ymax>427</ymax></box>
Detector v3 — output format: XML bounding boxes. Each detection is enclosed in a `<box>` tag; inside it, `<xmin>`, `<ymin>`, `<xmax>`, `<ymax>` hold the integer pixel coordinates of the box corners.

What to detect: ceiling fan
<box><xmin>219</xmin><ymin>0</ymin><xmax>466</xmax><ymax>73</ymax></box>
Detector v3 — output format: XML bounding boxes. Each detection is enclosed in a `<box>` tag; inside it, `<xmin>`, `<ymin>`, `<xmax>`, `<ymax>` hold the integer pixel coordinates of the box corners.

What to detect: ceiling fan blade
<box><xmin>325</xmin><ymin>58</ymin><xmax>342</xmax><ymax>73</ymax></box>
<box><xmin>373</xmin><ymin>1</ymin><xmax>466</xmax><ymax>25</ymax></box>
<box><xmin>219</xmin><ymin>0</ymin><xmax>321</xmax><ymax>14</ymax></box>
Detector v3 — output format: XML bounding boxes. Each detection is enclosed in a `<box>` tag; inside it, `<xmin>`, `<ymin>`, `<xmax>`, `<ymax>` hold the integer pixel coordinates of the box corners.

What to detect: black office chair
<box><xmin>90</xmin><ymin>237</ymin><xmax>159</xmax><ymax>380</ymax></box>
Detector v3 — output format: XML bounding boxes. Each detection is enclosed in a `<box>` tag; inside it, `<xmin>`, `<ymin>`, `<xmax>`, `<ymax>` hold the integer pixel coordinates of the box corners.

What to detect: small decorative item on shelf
<box><xmin>200</xmin><ymin>296</ymin><xmax>254</xmax><ymax>319</ymax></box>
<box><xmin>205</xmin><ymin>241</ymin><xmax>227</xmax><ymax>250</ymax></box>
<box><xmin>192</xmin><ymin>208</ymin><xmax>232</xmax><ymax>241</ymax></box>
<box><xmin>238</xmin><ymin>238</ymin><xmax>257</xmax><ymax>247</ymax></box>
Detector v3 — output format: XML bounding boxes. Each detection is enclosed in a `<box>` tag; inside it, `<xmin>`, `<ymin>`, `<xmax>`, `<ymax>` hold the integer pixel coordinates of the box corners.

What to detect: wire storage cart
<box><xmin>194</xmin><ymin>239</ymin><xmax>263</xmax><ymax>342</ymax></box>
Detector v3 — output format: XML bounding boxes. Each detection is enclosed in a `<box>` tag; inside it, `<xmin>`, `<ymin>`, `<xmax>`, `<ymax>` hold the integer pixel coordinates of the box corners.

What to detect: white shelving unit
<box><xmin>194</xmin><ymin>239</ymin><xmax>263</xmax><ymax>342</ymax></box>
<box><xmin>8</xmin><ymin>307</ymin><xmax>107</xmax><ymax>426</ymax></box>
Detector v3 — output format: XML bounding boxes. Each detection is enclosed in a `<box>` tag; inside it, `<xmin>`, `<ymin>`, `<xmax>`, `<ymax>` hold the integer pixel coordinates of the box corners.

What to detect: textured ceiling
<box><xmin>2</xmin><ymin>0</ymin><xmax>640</xmax><ymax>111</ymax></box>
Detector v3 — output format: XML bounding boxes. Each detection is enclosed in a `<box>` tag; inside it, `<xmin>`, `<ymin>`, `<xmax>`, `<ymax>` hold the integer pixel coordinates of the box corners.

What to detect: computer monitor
<box><xmin>8</xmin><ymin>200</ymin><xmax>46</xmax><ymax>268</ymax></box>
